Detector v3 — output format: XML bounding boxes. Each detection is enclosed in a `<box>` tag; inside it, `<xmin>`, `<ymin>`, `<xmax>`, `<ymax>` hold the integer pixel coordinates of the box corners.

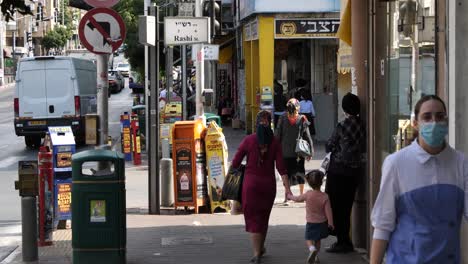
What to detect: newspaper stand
<box><xmin>43</xmin><ymin>126</ymin><xmax>76</xmax><ymax>229</ymax></box>
<box><xmin>172</xmin><ymin>119</ymin><xmax>207</xmax><ymax>213</ymax></box>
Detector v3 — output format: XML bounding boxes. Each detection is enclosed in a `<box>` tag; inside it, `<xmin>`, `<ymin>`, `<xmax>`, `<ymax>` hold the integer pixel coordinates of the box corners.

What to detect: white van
<box><xmin>14</xmin><ymin>56</ymin><xmax>97</xmax><ymax>148</ymax></box>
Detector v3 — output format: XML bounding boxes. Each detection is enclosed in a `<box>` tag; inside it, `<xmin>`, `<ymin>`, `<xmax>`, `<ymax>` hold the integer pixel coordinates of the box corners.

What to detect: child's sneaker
<box><xmin>307</xmin><ymin>249</ymin><xmax>317</xmax><ymax>264</ymax></box>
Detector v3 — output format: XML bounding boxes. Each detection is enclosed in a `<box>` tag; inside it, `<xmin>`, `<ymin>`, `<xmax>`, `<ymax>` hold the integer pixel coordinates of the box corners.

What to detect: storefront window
<box><xmin>386</xmin><ymin>0</ymin><xmax>436</xmax><ymax>152</ymax></box>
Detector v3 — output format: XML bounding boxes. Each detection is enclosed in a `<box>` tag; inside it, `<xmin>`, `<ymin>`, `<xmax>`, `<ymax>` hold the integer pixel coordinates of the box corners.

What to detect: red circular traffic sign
<box><xmin>79</xmin><ymin>8</ymin><xmax>126</xmax><ymax>55</ymax></box>
<box><xmin>85</xmin><ymin>0</ymin><xmax>120</xmax><ymax>8</ymax></box>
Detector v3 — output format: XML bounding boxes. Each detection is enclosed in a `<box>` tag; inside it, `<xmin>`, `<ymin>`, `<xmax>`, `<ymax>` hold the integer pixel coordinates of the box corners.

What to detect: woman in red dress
<box><xmin>231</xmin><ymin>111</ymin><xmax>291</xmax><ymax>263</ymax></box>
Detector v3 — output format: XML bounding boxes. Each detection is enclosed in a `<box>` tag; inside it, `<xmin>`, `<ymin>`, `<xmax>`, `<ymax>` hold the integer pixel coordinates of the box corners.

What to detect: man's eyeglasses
<box><xmin>419</xmin><ymin>112</ymin><xmax>447</xmax><ymax>122</ymax></box>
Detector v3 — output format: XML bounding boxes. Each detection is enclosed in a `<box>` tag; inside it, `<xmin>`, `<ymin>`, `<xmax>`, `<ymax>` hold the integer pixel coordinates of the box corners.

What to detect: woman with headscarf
<box><xmin>275</xmin><ymin>98</ymin><xmax>314</xmax><ymax>202</ymax></box>
<box><xmin>325</xmin><ymin>92</ymin><xmax>366</xmax><ymax>253</ymax></box>
<box><xmin>231</xmin><ymin>111</ymin><xmax>291</xmax><ymax>263</ymax></box>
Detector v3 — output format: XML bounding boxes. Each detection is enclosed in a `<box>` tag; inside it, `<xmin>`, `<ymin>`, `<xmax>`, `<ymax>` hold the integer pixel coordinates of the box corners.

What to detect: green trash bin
<box><xmin>72</xmin><ymin>150</ymin><xmax>126</xmax><ymax>264</ymax></box>
<box><xmin>204</xmin><ymin>113</ymin><xmax>221</xmax><ymax>127</ymax></box>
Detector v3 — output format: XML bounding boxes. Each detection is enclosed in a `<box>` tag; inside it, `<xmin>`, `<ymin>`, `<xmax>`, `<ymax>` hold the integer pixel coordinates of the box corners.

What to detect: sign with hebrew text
<box><xmin>275</xmin><ymin>18</ymin><xmax>340</xmax><ymax>39</ymax></box>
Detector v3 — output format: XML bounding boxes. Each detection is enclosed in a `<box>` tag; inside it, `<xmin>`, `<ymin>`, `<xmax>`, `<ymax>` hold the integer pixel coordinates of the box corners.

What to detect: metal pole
<box><xmin>160</xmin><ymin>158</ymin><xmax>174</xmax><ymax>207</ymax></box>
<box><xmin>165</xmin><ymin>5</ymin><xmax>174</xmax><ymax>103</ymax></box>
<box><xmin>194</xmin><ymin>0</ymin><xmax>205</xmax><ymax>120</ymax></box>
<box><xmin>21</xmin><ymin>196</ymin><xmax>38</xmax><ymax>262</ymax></box>
<box><xmin>97</xmin><ymin>54</ymin><xmax>109</xmax><ymax>151</ymax></box>
<box><xmin>0</xmin><ymin>13</ymin><xmax>4</xmax><ymax>86</ymax></box>
<box><xmin>182</xmin><ymin>45</ymin><xmax>187</xmax><ymax>120</ymax></box>
<box><xmin>144</xmin><ymin>0</ymin><xmax>150</xmax><ymax>155</ymax></box>
<box><xmin>149</xmin><ymin>5</ymin><xmax>160</xmax><ymax>215</ymax></box>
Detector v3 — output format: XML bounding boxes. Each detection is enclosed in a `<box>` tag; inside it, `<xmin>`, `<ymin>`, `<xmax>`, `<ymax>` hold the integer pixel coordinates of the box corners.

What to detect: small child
<box><xmin>288</xmin><ymin>170</ymin><xmax>334</xmax><ymax>264</ymax></box>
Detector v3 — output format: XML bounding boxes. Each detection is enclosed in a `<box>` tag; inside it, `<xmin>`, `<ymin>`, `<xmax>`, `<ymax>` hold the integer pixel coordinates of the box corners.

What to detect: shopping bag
<box><xmin>221</xmin><ymin>165</ymin><xmax>245</xmax><ymax>202</ymax></box>
<box><xmin>295</xmin><ymin>116</ymin><xmax>312</xmax><ymax>158</ymax></box>
<box><xmin>320</xmin><ymin>152</ymin><xmax>332</xmax><ymax>174</ymax></box>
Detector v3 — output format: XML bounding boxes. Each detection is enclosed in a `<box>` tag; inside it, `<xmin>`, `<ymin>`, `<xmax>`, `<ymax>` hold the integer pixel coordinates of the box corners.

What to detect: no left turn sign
<box><xmin>78</xmin><ymin>8</ymin><xmax>126</xmax><ymax>54</ymax></box>
<box><xmin>85</xmin><ymin>0</ymin><xmax>120</xmax><ymax>8</ymax></box>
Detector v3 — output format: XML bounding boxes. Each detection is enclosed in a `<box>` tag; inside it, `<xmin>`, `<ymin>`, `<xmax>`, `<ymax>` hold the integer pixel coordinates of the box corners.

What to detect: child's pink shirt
<box><xmin>290</xmin><ymin>190</ymin><xmax>333</xmax><ymax>225</ymax></box>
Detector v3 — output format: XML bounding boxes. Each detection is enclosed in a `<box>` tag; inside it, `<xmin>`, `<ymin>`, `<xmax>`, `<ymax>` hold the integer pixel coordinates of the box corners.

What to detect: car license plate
<box><xmin>29</xmin><ymin>121</ymin><xmax>46</xmax><ymax>126</ymax></box>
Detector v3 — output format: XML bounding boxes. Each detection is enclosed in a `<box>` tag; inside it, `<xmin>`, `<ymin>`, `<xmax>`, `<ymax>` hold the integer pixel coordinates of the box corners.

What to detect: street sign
<box><xmin>79</xmin><ymin>8</ymin><xmax>126</xmax><ymax>54</ymax></box>
<box><xmin>164</xmin><ymin>17</ymin><xmax>210</xmax><ymax>46</ymax></box>
<box><xmin>84</xmin><ymin>0</ymin><xmax>120</xmax><ymax>8</ymax></box>
<box><xmin>191</xmin><ymin>44</ymin><xmax>219</xmax><ymax>62</ymax></box>
<box><xmin>178</xmin><ymin>3</ymin><xmax>194</xmax><ymax>17</ymax></box>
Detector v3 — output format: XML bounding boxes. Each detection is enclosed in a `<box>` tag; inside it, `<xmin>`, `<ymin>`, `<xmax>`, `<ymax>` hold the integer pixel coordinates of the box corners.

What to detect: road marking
<box><xmin>0</xmin><ymin>157</ymin><xmax>27</xmax><ymax>168</ymax></box>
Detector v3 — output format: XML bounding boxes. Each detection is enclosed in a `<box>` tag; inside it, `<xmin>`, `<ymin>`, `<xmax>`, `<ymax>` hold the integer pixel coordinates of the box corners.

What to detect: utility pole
<box><xmin>148</xmin><ymin>5</ymin><xmax>160</xmax><ymax>215</ymax></box>
<box><xmin>194</xmin><ymin>0</ymin><xmax>205</xmax><ymax>120</ymax></box>
<box><xmin>97</xmin><ymin>54</ymin><xmax>109</xmax><ymax>152</ymax></box>
<box><xmin>144</xmin><ymin>0</ymin><xmax>150</xmax><ymax>153</ymax></box>
<box><xmin>182</xmin><ymin>45</ymin><xmax>187</xmax><ymax>120</ymax></box>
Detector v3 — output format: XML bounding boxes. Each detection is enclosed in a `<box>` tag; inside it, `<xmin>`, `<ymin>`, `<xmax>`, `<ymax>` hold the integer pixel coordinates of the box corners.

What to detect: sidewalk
<box><xmin>3</xmin><ymin>126</ymin><xmax>367</xmax><ymax>264</ymax></box>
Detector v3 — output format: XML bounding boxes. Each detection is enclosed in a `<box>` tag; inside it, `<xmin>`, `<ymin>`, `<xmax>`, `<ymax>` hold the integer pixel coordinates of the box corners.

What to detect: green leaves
<box><xmin>42</xmin><ymin>26</ymin><xmax>73</xmax><ymax>51</ymax></box>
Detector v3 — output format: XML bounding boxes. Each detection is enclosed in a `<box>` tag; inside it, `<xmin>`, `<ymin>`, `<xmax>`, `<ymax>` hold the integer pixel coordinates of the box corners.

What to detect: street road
<box><xmin>0</xmin><ymin>64</ymin><xmax>135</xmax><ymax>261</ymax></box>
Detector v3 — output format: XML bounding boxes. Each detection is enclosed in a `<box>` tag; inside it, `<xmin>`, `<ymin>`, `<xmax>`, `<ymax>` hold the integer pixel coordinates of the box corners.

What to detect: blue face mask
<box><xmin>419</xmin><ymin>122</ymin><xmax>448</xmax><ymax>148</ymax></box>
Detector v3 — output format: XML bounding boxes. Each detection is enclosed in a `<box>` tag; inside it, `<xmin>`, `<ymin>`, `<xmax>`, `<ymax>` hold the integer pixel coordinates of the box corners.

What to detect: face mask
<box><xmin>419</xmin><ymin>122</ymin><xmax>448</xmax><ymax>148</ymax></box>
<box><xmin>256</xmin><ymin>124</ymin><xmax>273</xmax><ymax>145</ymax></box>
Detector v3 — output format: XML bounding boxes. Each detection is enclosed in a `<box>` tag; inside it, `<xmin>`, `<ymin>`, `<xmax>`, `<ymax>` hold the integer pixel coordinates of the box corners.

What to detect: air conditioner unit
<box><xmin>32</xmin><ymin>26</ymin><xmax>38</xmax><ymax>32</ymax></box>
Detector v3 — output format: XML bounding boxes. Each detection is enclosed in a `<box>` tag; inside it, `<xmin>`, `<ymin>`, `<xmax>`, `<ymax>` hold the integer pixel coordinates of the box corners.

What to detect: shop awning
<box><xmin>336</xmin><ymin>0</ymin><xmax>351</xmax><ymax>46</ymax></box>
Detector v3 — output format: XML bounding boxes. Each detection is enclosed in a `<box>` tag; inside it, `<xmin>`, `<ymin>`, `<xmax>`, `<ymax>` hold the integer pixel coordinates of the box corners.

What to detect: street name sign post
<box><xmin>164</xmin><ymin>17</ymin><xmax>210</xmax><ymax>46</ymax></box>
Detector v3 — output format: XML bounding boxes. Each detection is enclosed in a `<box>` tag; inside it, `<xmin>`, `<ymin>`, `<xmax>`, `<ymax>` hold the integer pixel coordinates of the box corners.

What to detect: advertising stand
<box><xmin>172</xmin><ymin>120</ymin><xmax>207</xmax><ymax>213</ymax></box>
<box><xmin>120</xmin><ymin>112</ymin><xmax>132</xmax><ymax>161</ymax></box>
<box><xmin>38</xmin><ymin>146</ymin><xmax>54</xmax><ymax>246</ymax></box>
<box><xmin>43</xmin><ymin>126</ymin><xmax>76</xmax><ymax>229</ymax></box>
<box><xmin>204</xmin><ymin>121</ymin><xmax>229</xmax><ymax>213</ymax></box>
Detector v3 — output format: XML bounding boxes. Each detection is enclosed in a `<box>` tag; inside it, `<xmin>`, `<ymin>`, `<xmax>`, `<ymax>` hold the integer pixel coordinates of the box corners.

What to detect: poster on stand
<box><xmin>205</xmin><ymin>123</ymin><xmax>229</xmax><ymax>212</ymax></box>
<box><xmin>174</xmin><ymin>141</ymin><xmax>194</xmax><ymax>203</ymax></box>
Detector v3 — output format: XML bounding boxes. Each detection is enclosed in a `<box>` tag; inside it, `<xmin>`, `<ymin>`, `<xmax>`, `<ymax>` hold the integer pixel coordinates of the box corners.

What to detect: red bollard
<box><xmin>37</xmin><ymin>146</ymin><xmax>53</xmax><ymax>246</ymax></box>
<box><xmin>131</xmin><ymin>113</ymin><xmax>141</xmax><ymax>165</ymax></box>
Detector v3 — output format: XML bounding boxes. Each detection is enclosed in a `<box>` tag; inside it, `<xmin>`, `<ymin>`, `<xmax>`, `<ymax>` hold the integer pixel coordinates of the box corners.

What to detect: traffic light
<box><xmin>26</xmin><ymin>32</ymin><xmax>32</xmax><ymax>43</ymax></box>
<box><xmin>202</xmin><ymin>0</ymin><xmax>222</xmax><ymax>38</ymax></box>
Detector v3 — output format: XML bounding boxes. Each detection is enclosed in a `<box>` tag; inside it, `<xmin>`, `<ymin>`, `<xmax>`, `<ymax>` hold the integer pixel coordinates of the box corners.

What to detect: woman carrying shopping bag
<box><xmin>275</xmin><ymin>98</ymin><xmax>314</xmax><ymax>202</ymax></box>
<box><xmin>231</xmin><ymin>111</ymin><xmax>291</xmax><ymax>263</ymax></box>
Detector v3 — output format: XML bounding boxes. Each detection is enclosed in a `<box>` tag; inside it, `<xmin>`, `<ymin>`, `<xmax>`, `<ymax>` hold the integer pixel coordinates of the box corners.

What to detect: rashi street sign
<box><xmin>84</xmin><ymin>0</ymin><xmax>120</xmax><ymax>8</ymax></box>
<box><xmin>164</xmin><ymin>17</ymin><xmax>210</xmax><ymax>46</ymax></box>
<box><xmin>78</xmin><ymin>8</ymin><xmax>126</xmax><ymax>54</ymax></box>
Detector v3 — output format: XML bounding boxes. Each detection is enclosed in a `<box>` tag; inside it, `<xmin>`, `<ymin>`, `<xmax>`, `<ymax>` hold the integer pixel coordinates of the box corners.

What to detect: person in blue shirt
<box><xmin>370</xmin><ymin>95</ymin><xmax>468</xmax><ymax>264</ymax></box>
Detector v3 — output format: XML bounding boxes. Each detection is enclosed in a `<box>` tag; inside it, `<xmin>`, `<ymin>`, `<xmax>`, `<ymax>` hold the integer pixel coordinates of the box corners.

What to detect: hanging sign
<box><xmin>79</xmin><ymin>8</ymin><xmax>126</xmax><ymax>54</ymax></box>
<box><xmin>275</xmin><ymin>18</ymin><xmax>340</xmax><ymax>39</ymax></box>
<box><xmin>164</xmin><ymin>17</ymin><xmax>210</xmax><ymax>45</ymax></box>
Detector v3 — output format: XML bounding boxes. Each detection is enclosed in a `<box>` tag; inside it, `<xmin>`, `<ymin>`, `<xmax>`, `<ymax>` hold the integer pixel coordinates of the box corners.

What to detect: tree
<box><xmin>42</xmin><ymin>26</ymin><xmax>72</xmax><ymax>53</ymax></box>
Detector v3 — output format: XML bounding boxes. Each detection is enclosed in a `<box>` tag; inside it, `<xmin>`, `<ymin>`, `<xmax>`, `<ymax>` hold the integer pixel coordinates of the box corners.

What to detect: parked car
<box><xmin>129</xmin><ymin>77</ymin><xmax>144</xmax><ymax>94</ymax></box>
<box><xmin>115</xmin><ymin>62</ymin><xmax>130</xmax><ymax>77</ymax></box>
<box><xmin>14</xmin><ymin>56</ymin><xmax>97</xmax><ymax>148</ymax></box>
<box><xmin>108</xmin><ymin>70</ymin><xmax>124</xmax><ymax>93</ymax></box>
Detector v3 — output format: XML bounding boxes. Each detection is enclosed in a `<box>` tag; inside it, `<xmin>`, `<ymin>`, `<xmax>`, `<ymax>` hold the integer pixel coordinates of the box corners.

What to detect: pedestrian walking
<box><xmin>299</xmin><ymin>89</ymin><xmax>316</xmax><ymax>136</ymax></box>
<box><xmin>231</xmin><ymin>110</ymin><xmax>291</xmax><ymax>264</ymax></box>
<box><xmin>275</xmin><ymin>98</ymin><xmax>314</xmax><ymax>202</ymax></box>
<box><xmin>325</xmin><ymin>92</ymin><xmax>365</xmax><ymax>253</ymax></box>
<box><xmin>370</xmin><ymin>95</ymin><xmax>468</xmax><ymax>264</ymax></box>
<box><xmin>288</xmin><ymin>170</ymin><xmax>334</xmax><ymax>264</ymax></box>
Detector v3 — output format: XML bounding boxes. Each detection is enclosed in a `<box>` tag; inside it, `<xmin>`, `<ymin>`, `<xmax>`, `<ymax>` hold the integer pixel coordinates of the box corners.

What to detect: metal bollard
<box><xmin>161</xmin><ymin>138</ymin><xmax>170</xmax><ymax>159</ymax></box>
<box><xmin>160</xmin><ymin>158</ymin><xmax>174</xmax><ymax>207</ymax></box>
<box><xmin>21</xmin><ymin>196</ymin><xmax>38</xmax><ymax>262</ymax></box>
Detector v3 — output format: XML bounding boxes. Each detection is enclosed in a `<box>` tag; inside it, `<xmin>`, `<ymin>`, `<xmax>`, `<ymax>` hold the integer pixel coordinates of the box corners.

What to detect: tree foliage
<box><xmin>113</xmin><ymin>0</ymin><xmax>145</xmax><ymax>81</ymax></box>
<box><xmin>42</xmin><ymin>26</ymin><xmax>73</xmax><ymax>52</ymax></box>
